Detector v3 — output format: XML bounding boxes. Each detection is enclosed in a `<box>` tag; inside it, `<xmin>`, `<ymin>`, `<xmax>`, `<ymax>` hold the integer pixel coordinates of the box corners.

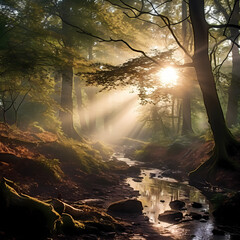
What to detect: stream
<box><xmin>114</xmin><ymin>153</ymin><xmax>231</xmax><ymax>240</ymax></box>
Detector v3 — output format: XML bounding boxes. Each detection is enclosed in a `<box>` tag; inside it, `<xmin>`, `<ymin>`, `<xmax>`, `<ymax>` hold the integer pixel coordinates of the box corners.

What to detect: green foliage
<box><xmin>200</xmin><ymin>128</ymin><xmax>214</xmax><ymax>141</ymax></box>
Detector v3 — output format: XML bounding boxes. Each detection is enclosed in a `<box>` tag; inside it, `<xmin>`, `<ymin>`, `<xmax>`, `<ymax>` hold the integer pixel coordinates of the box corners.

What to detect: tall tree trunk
<box><xmin>59</xmin><ymin>65</ymin><xmax>78</xmax><ymax>138</ymax></box>
<box><xmin>189</xmin><ymin>0</ymin><xmax>238</xmax><ymax>180</ymax></box>
<box><xmin>226</xmin><ymin>2</ymin><xmax>240</xmax><ymax>126</ymax></box>
<box><xmin>59</xmin><ymin>2</ymin><xmax>80</xmax><ymax>139</ymax></box>
<box><xmin>181</xmin><ymin>0</ymin><xmax>193</xmax><ymax>135</ymax></box>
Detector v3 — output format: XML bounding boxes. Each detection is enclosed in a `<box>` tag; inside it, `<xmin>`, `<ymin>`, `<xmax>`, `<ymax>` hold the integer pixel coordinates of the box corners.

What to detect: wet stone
<box><xmin>133</xmin><ymin>178</ymin><xmax>142</xmax><ymax>183</ymax></box>
<box><xmin>189</xmin><ymin>212</ymin><xmax>202</xmax><ymax>220</ymax></box>
<box><xmin>149</xmin><ymin>173</ymin><xmax>156</xmax><ymax>178</ymax></box>
<box><xmin>169</xmin><ymin>200</ymin><xmax>185</xmax><ymax>210</ymax></box>
<box><xmin>202</xmin><ymin>215</ymin><xmax>209</xmax><ymax>220</ymax></box>
<box><xmin>192</xmin><ymin>202</ymin><xmax>203</xmax><ymax>208</ymax></box>
<box><xmin>158</xmin><ymin>210</ymin><xmax>183</xmax><ymax>223</ymax></box>
<box><xmin>107</xmin><ymin>199</ymin><xmax>143</xmax><ymax>214</ymax></box>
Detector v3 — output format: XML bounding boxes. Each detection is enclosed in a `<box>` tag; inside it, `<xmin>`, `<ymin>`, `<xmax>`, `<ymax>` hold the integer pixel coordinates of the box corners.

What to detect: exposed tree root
<box><xmin>189</xmin><ymin>138</ymin><xmax>240</xmax><ymax>187</ymax></box>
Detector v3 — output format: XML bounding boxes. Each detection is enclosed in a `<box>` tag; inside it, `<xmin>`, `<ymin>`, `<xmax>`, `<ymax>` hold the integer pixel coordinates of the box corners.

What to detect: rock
<box><xmin>202</xmin><ymin>215</ymin><xmax>209</xmax><ymax>220</ymax></box>
<box><xmin>158</xmin><ymin>210</ymin><xmax>183</xmax><ymax>223</ymax></box>
<box><xmin>169</xmin><ymin>200</ymin><xmax>185</xmax><ymax>210</ymax></box>
<box><xmin>192</xmin><ymin>202</ymin><xmax>203</xmax><ymax>208</ymax></box>
<box><xmin>160</xmin><ymin>200</ymin><xmax>165</xmax><ymax>203</ymax></box>
<box><xmin>0</xmin><ymin>178</ymin><xmax>60</xmax><ymax>238</ymax></box>
<box><xmin>161</xmin><ymin>170</ymin><xmax>172</xmax><ymax>177</ymax></box>
<box><xmin>149</xmin><ymin>173</ymin><xmax>156</xmax><ymax>178</ymax></box>
<box><xmin>189</xmin><ymin>212</ymin><xmax>202</xmax><ymax>220</ymax></box>
<box><xmin>107</xmin><ymin>199</ymin><xmax>143</xmax><ymax>214</ymax></box>
<box><xmin>132</xmin><ymin>178</ymin><xmax>142</xmax><ymax>183</ymax></box>
<box><xmin>212</xmin><ymin>228</ymin><xmax>225</xmax><ymax>235</ymax></box>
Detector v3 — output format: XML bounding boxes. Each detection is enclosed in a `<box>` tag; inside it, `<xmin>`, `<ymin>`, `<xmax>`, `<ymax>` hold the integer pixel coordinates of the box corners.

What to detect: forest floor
<box><xmin>0</xmin><ymin>124</ymin><xmax>239</xmax><ymax>239</ymax></box>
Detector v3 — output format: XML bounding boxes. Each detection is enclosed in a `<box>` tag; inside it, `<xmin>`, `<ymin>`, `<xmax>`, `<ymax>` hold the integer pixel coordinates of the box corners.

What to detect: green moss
<box><xmin>0</xmin><ymin>178</ymin><xmax>60</xmax><ymax>238</ymax></box>
<box><xmin>42</xmin><ymin>137</ymin><xmax>109</xmax><ymax>173</ymax></box>
<box><xmin>35</xmin><ymin>157</ymin><xmax>63</xmax><ymax>180</ymax></box>
<box><xmin>59</xmin><ymin>213</ymin><xmax>85</xmax><ymax>235</ymax></box>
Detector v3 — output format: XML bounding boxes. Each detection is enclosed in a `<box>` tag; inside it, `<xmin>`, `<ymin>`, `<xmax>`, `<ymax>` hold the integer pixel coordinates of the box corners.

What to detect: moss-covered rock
<box><xmin>58</xmin><ymin>213</ymin><xmax>85</xmax><ymax>235</ymax></box>
<box><xmin>0</xmin><ymin>177</ymin><xmax>60</xmax><ymax>239</ymax></box>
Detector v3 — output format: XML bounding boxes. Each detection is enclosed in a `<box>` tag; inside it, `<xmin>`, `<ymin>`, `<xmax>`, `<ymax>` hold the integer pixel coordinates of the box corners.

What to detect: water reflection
<box><xmin>126</xmin><ymin>169</ymin><xmax>230</xmax><ymax>240</ymax></box>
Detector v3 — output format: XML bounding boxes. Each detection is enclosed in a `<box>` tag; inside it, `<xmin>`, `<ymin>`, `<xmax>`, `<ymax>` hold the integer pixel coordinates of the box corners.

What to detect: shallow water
<box><xmin>116</xmin><ymin>154</ymin><xmax>231</xmax><ymax>240</ymax></box>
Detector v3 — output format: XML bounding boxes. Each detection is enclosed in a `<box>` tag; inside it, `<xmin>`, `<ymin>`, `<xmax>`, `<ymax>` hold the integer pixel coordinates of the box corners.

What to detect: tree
<box><xmin>0</xmin><ymin>0</ymin><xmax>62</xmax><ymax>129</ymax></box>
<box><xmin>181</xmin><ymin>0</ymin><xmax>194</xmax><ymax>135</ymax></box>
<box><xmin>188</xmin><ymin>0</ymin><xmax>239</xmax><ymax>182</ymax></box>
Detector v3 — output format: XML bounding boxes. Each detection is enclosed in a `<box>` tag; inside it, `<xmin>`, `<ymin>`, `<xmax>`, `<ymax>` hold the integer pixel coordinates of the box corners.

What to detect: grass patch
<box><xmin>40</xmin><ymin>137</ymin><xmax>109</xmax><ymax>174</ymax></box>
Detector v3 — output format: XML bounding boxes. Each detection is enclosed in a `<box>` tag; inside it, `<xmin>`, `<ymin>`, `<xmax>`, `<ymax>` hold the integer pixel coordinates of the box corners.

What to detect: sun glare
<box><xmin>157</xmin><ymin>67</ymin><xmax>179</xmax><ymax>88</ymax></box>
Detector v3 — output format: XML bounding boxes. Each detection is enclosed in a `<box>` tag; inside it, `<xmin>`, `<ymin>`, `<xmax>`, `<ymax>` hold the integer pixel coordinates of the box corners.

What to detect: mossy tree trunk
<box><xmin>189</xmin><ymin>0</ymin><xmax>239</xmax><ymax>180</ymax></box>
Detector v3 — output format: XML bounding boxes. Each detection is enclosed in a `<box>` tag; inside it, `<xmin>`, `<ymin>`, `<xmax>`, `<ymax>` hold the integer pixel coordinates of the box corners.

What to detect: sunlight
<box><xmin>156</xmin><ymin>67</ymin><xmax>179</xmax><ymax>88</ymax></box>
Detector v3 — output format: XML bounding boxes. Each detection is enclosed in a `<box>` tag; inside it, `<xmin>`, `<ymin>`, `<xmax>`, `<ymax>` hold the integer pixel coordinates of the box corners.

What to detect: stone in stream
<box><xmin>169</xmin><ymin>200</ymin><xmax>185</xmax><ymax>210</ymax></box>
<box><xmin>158</xmin><ymin>210</ymin><xmax>183</xmax><ymax>223</ymax></box>
<box><xmin>132</xmin><ymin>178</ymin><xmax>142</xmax><ymax>183</ymax></box>
<box><xmin>107</xmin><ymin>199</ymin><xmax>143</xmax><ymax>214</ymax></box>
<box><xmin>192</xmin><ymin>202</ymin><xmax>203</xmax><ymax>208</ymax></box>
<box><xmin>149</xmin><ymin>173</ymin><xmax>156</xmax><ymax>178</ymax></box>
<box><xmin>189</xmin><ymin>212</ymin><xmax>202</xmax><ymax>220</ymax></box>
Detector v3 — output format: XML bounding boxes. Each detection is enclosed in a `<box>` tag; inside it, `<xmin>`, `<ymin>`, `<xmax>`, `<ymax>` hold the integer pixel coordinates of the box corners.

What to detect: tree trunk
<box><xmin>59</xmin><ymin>65</ymin><xmax>79</xmax><ymax>138</ymax></box>
<box><xmin>189</xmin><ymin>0</ymin><xmax>238</xmax><ymax>179</ymax></box>
<box><xmin>59</xmin><ymin>1</ymin><xmax>80</xmax><ymax>139</ymax></box>
<box><xmin>181</xmin><ymin>0</ymin><xmax>194</xmax><ymax>135</ymax></box>
<box><xmin>226</xmin><ymin>2</ymin><xmax>240</xmax><ymax>126</ymax></box>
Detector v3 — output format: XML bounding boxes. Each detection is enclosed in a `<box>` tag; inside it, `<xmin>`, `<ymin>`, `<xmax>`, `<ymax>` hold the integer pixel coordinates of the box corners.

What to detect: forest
<box><xmin>0</xmin><ymin>0</ymin><xmax>240</xmax><ymax>239</ymax></box>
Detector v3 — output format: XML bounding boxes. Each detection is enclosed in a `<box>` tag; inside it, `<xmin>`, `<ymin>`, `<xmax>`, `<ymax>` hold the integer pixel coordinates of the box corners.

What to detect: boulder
<box><xmin>107</xmin><ymin>199</ymin><xmax>143</xmax><ymax>214</ymax></box>
<box><xmin>169</xmin><ymin>200</ymin><xmax>185</xmax><ymax>210</ymax></box>
<box><xmin>158</xmin><ymin>210</ymin><xmax>183</xmax><ymax>223</ymax></box>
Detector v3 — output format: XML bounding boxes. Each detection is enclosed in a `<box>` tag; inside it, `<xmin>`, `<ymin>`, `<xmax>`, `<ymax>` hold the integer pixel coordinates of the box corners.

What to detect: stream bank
<box><xmin>114</xmin><ymin>153</ymin><xmax>235</xmax><ymax>240</ymax></box>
